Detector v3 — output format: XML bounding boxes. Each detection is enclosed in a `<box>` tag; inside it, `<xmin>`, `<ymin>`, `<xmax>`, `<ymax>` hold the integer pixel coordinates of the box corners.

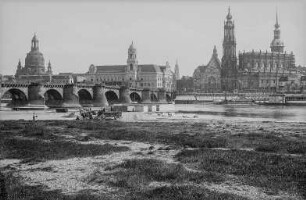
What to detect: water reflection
<box><xmin>176</xmin><ymin>104</ymin><xmax>305</xmax><ymax>122</ymax></box>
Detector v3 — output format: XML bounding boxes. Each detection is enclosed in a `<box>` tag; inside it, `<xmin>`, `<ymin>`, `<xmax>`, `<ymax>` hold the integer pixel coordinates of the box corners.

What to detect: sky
<box><xmin>0</xmin><ymin>0</ymin><xmax>305</xmax><ymax>77</ymax></box>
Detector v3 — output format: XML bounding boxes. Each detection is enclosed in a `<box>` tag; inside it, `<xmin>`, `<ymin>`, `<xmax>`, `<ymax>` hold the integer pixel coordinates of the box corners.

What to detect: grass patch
<box><xmin>176</xmin><ymin>148</ymin><xmax>306</xmax><ymax>196</ymax></box>
<box><xmin>101</xmin><ymin>159</ymin><xmax>223</xmax><ymax>190</ymax></box>
<box><xmin>3</xmin><ymin>171</ymin><xmax>115</xmax><ymax>200</ymax></box>
<box><xmin>2</xmin><ymin>138</ymin><xmax>129</xmax><ymax>163</ymax></box>
<box><xmin>130</xmin><ymin>185</ymin><xmax>248</xmax><ymax>200</ymax></box>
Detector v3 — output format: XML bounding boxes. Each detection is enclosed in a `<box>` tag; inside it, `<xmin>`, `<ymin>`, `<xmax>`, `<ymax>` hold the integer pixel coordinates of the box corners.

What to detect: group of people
<box><xmin>77</xmin><ymin>107</ymin><xmax>106</xmax><ymax>120</ymax></box>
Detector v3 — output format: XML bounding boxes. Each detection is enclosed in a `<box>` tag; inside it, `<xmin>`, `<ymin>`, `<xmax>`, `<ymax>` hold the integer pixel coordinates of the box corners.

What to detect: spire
<box><xmin>226</xmin><ymin>6</ymin><xmax>232</xmax><ymax>20</ymax></box>
<box><xmin>47</xmin><ymin>60</ymin><xmax>52</xmax><ymax>74</ymax></box>
<box><xmin>275</xmin><ymin>8</ymin><xmax>280</xmax><ymax>29</ymax></box>
<box><xmin>213</xmin><ymin>45</ymin><xmax>218</xmax><ymax>57</ymax></box>
<box><xmin>270</xmin><ymin>9</ymin><xmax>284</xmax><ymax>53</ymax></box>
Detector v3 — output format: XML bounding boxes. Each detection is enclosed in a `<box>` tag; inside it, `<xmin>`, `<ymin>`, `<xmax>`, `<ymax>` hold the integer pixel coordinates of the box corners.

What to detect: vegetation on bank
<box><xmin>0</xmin><ymin>120</ymin><xmax>306</xmax><ymax>199</ymax></box>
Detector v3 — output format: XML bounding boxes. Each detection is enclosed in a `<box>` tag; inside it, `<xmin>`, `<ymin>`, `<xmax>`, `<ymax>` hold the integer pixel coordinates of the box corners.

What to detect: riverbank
<box><xmin>1</xmin><ymin>120</ymin><xmax>306</xmax><ymax>200</ymax></box>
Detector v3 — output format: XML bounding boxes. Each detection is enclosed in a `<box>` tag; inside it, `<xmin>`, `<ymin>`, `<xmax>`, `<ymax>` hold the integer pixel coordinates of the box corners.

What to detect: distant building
<box><xmin>0</xmin><ymin>75</ymin><xmax>15</xmax><ymax>83</ymax></box>
<box><xmin>217</xmin><ymin>8</ymin><xmax>304</xmax><ymax>93</ymax></box>
<box><xmin>85</xmin><ymin>42</ymin><xmax>175</xmax><ymax>92</ymax></box>
<box><xmin>238</xmin><ymin>11</ymin><xmax>297</xmax><ymax>92</ymax></box>
<box><xmin>176</xmin><ymin>76</ymin><xmax>194</xmax><ymax>93</ymax></box>
<box><xmin>193</xmin><ymin>46</ymin><xmax>221</xmax><ymax>93</ymax></box>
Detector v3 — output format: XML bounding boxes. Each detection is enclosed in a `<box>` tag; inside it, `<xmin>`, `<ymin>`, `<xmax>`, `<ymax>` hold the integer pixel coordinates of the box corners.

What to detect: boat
<box><xmin>254</xmin><ymin>94</ymin><xmax>306</xmax><ymax>106</ymax></box>
<box><xmin>285</xmin><ymin>94</ymin><xmax>306</xmax><ymax>106</ymax></box>
<box><xmin>254</xmin><ymin>94</ymin><xmax>286</xmax><ymax>105</ymax></box>
<box><xmin>56</xmin><ymin>108</ymin><xmax>69</xmax><ymax>113</ymax></box>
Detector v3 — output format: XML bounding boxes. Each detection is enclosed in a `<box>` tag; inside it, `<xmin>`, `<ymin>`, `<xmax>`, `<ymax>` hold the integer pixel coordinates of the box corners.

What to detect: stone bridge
<box><xmin>0</xmin><ymin>83</ymin><xmax>173</xmax><ymax>108</ymax></box>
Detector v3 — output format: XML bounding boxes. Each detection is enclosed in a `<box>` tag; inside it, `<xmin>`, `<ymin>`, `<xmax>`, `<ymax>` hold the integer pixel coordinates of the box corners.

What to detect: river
<box><xmin>0</xmin><ymin>103</ymin><xmax>305</xmax><ymax>122</ymax></box>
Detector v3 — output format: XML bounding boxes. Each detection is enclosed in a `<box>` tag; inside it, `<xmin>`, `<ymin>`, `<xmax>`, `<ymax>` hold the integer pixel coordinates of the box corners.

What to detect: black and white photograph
<box><xmin>0</xmin><ymin>0</ymin><xmax>306</xmax><ymax>199</ymax></box>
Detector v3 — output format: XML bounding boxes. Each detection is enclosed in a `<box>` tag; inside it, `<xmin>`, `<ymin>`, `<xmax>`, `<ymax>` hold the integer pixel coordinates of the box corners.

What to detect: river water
<box><xmin>0</xmin><ymin>104</ymin><xmax>305</xmax><ymax>122</ymax></box>
<box><xmin>176</xmin><ymin>104</ymin><xmax>306</xmax><ymax>122</ymax></box>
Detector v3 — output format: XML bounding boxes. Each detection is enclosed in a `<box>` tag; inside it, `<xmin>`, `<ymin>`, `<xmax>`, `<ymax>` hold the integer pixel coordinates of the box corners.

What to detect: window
<box><xmin>130</xmin><ymin>64</ymin><xmax>133</xmax><ymax>71</ymax></box>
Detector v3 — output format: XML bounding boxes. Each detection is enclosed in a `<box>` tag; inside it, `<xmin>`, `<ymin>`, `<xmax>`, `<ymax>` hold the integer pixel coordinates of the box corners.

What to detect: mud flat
<box><xmin>0</xmin><ymin>120</ymin><xmax>306</xmax><ymax>200</ymax></box>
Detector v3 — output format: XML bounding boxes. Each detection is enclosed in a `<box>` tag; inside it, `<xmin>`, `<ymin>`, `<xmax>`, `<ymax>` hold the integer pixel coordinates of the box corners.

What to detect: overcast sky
<box><xmin>0</xmin><ymin>0</ymin><xmax>305</xmax><ymax>76</ymax></box>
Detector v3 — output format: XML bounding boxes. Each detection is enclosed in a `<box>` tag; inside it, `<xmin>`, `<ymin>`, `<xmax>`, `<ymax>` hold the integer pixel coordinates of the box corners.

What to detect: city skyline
<box><xmin>0</xmin><ymin>0</ymin><xmax>305</xmax><ymax>76</ymax></box>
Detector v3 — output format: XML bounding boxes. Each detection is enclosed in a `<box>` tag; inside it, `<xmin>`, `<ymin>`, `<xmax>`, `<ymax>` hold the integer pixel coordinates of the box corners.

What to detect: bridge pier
<box><xmin>93</xmin><ymin>84</ymin><xmax>108</xmax><ymax>107</ymax></box>
<box><xmin>141</xmin><ymin>88</ymin><xmax>151</xmax><ymax>103</ymax></box>
<box><xmin>119</xmin><ymin>86</ymin><xmax>132</xmax><ymax>104</ymax></box>
<box><xmin>27</xmin><ymin>83</ymin><xmax>46</xmax><ymax>108</ymax></box>
<box><xmin>62</xmin><ymin>84</ymin><xmax>81</xmax><ymax>108</ymax></box>
<box><xmin>158</xmin><ymin>89</ymin><xmax>167</xmax><ymax>103</ymax></box>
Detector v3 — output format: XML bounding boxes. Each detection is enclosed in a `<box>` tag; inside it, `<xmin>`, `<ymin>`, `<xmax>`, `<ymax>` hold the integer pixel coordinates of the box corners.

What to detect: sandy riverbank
<box><xmin>1</xmin><ymin>120</ymin><xmax>306</xmax><ymax>200</ymax></box>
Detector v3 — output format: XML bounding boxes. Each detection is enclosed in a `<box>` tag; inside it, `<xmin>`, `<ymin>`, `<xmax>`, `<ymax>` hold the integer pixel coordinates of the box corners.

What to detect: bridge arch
<box><xmin>150</xmin><ymin>93</ymin><xmax>158</xmax><ymax>102</ymax></box>
<box><xmin>130</xmin><ymin>92</ymin><xmax>141</xmax><ymax>103</ymax></box>
<box><xmin>105</xmin><ymin>90</ymin><xmax>119</xmax><ymax>104</ymax></box>
<box><xmin>78</xmin><ymin>89</ymin><xmax>93</xmax><ymax>106</ymax></box>
<box><xmin>166</xmin><ymin>94</ymin><xmax>172</xmax><ymax>102</ymax></box>
<box><xmin>44</xmin><ymin>89</ymin><xmax>63</xmax><ymax>108</ymax></box>
<box><xmin>1</xmin><ymin>88</ymin><xmax>28</xmax><ymax>107</ymax></box>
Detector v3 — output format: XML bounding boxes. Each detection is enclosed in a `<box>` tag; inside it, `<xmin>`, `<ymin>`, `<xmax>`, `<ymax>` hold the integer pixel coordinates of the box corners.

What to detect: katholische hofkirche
<box><xmin>192</xmin><ymin>8</ymin><xmax>304</xmax><ymax>94</ymax></box>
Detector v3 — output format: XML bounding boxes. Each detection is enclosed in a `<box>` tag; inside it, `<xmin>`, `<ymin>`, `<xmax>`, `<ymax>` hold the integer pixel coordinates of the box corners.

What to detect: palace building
<box><xmin>85</xmin><ymin>42</ymin><xmax>175</xmax><ymax>92</ymax></box>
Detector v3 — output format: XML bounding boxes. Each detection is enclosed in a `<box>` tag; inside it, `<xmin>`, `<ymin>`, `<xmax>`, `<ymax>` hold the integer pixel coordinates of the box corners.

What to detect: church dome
<box><xmin>25</xmin><ymin>51</ymin><xmax>45</xmax><ymax>68</ymax></box>
<box><xmin>24</xmin><ymin>34</ymin><xmax>46</xmax><ymax>74</ymax></box>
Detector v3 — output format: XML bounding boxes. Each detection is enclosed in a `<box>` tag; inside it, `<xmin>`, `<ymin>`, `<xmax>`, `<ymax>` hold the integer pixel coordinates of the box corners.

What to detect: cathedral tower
<box><xmin>126</xmin><ymin>41</ymin><xmax>138</xmax><ymax>85</ymax></box>
<box><xmin>221</xmin><ymin>7</ymin><xmax>238</xmax><ymax>92</ymax></box>
<box><xmin>270</xmin><ymin>11</ymin><xmax>284</xmax><ymax>53</ymax></box>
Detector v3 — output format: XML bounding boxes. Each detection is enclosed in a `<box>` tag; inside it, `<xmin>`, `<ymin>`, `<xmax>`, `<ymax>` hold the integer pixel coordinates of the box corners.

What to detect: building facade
<box><xmin>193</xmin><ymin>46</ymin><xmax>221</xmax><ymax>93</ymax></box>
<box><xmin>176</xmin><ymin>76</ymin><xmax>194</xmax><ymax>94</ymax></box>
<box><xmin>238</xmin><ymin>12</ymin><xmax>298</xmax><ymax>93</ymax></box>
<box><xmin>85</xmin><ymin>42</ymin><xmax>175</xmax><ymax>92</ymax></box>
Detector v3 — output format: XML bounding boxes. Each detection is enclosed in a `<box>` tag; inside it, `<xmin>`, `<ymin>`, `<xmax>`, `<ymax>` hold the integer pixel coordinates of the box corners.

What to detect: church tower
<box><xmin>221</xmin><ymin>7</ymin><xmax>238</xmax><ymax>92</ymax></box>
<box><xmin>47</xmin><ymin>60</ymin><xmax>53</xmax><ymax>75</ymax></box>
<box><xmin>174</xmin><ymin>59</ymin><xmax>180</xmax><ymax>80</ymax></box>
<box><xmin>15</xmin><ymin>59</ymin><xmax>23</xmax><ymax>77</ymax></box>
<box><xmin>126</xmin><ymin>41</ymin><xmax>138</xmax><ymax>86</ymax></box>
<box><xmin>270</xmin><ymin>11</ymin><xmax>284</xmax><ymax>53</ymax></box>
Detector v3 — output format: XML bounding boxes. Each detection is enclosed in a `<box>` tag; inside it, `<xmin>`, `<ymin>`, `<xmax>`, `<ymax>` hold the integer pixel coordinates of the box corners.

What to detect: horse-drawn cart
<box><xmin>76</xmin><ymin>108</ymin><xmax>122</xmax><ymax>120</ymax></box>
<box><xmin>100</xmin><ymin>111</ymin><xmax>122</xmax><ymax>120</ymax></box>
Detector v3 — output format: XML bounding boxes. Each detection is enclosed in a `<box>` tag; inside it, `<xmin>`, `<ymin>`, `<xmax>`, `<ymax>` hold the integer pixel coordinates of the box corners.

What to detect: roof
<box><xmin>96</xmin><ymin>65</ymin><xmax>126</xmax><ymax>73</ymax></box>
<box><xmin>93</xmin><ymin>64</ymin><xmax>167</xmax><ymax>73</ymax></box>
<box><xmin>195</xmin><ymin>65</ymin><xmax>208</xmax><ymax>73</ymax></box>
<box><xmin>139</xmin><ymin>64</ymin><xmax>162</xmax><ymax>73</ymax></box>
